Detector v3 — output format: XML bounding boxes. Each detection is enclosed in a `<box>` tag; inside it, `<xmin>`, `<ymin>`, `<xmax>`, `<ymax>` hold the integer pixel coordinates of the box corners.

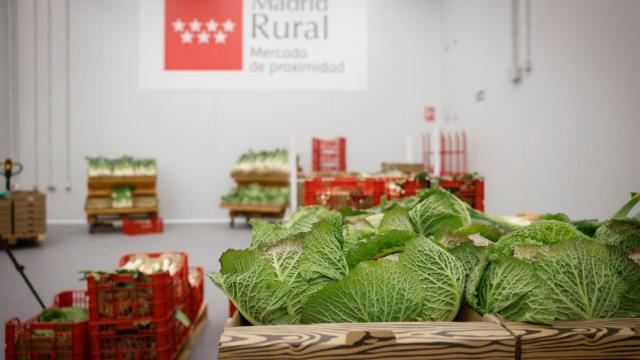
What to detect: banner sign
<box><xmin>139</xmin><ymin>0</ymin><xmax>368</xmax><ymax>90</ymax></box>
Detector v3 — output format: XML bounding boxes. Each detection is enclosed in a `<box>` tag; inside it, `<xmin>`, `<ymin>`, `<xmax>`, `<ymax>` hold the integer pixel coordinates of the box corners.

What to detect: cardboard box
<box><xmin>219</xmin><ymin>306</ymin><xmax>516</xmax><ymax>359</ymax></box>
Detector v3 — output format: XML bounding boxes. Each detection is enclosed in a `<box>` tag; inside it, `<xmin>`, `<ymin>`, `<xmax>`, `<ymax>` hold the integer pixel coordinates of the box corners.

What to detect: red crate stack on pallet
<box><xmin>5</xmin><ymin>291</ymin><xmax>90</xmax><ymax>360</ymax></box>
<box><xmin>87</xmin><ymin>252</ymin><xmax>194</xmax><ymax>359</ymax></box>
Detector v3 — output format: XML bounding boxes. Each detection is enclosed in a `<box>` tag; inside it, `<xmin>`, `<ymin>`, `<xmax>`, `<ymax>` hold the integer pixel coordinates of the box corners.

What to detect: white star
<box><xmin>206</xmin><ymin>19</ymin><xmax>218</xmax><ymax>32</ymax></box>
<box><xmin>189</xmin><ymin>19</ymin><xmax>202</xmax><ymax>32</ymax></box>
<box><xmin>172</xmin><ymin>19</ymin><xmax>185</xmax><ymax>32</ymax></box>
<box><xmin>180</xmin><ymin>31</ymin><xmax>193</xmax><ymax>44</ymax></box>
<box><xmin>197</xmin><ymin>31</ymin><xmax>210</xmax><ymax>44</ymax></box>
<box><xmin>222</xmin><ymin>19</ymin><xmax>235</xmax><ymax>33</ymax></box>
<box><xmin>214</xmin><ymin>31</ymin><xmax>227</xmax><ymax>44</ymax></box>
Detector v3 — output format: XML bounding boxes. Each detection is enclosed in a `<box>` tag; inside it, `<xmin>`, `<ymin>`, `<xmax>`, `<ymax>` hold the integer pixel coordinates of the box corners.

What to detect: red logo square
<box><xmin>164</xmin><ymin>0</ymin><xmax>243</xmax><ymax>70</ymax></box>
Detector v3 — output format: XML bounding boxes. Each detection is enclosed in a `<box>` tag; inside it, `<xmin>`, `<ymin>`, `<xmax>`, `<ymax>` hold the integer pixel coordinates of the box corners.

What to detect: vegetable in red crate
<box><xmin>5</xmin><ymin>291</ymin><xmax>90</xmax><ymax>360</ymax></box>
<box><xmin>84</xmin><ymin>252</ymin><xmax>189</xmax><ymax>321</ymax></box>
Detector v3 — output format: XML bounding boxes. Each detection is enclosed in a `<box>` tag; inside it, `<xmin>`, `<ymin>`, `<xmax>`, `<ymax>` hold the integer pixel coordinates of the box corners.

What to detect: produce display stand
<box><xmin>220</xmin><ymin>309</ymin><xmax>640</xmax><ymax>359</ymax></box>
<box><xmin>223</xmin><ymin>171</ymin><xmax>292</xmax><ymax>227</ymax></box>
<box><xmin>221</xmin><ymin>202</ymin><xmax>287</xmax><ymax>227</ymax></box>
<box><xmin>0</xmin><ymin>191</ymin><xmax>47</xmax><ymax>246</ymax></box>
<box><xmin>85</xmin><ymin>175</ymin><xmax>158</xmax><ymax>233</ymax></box>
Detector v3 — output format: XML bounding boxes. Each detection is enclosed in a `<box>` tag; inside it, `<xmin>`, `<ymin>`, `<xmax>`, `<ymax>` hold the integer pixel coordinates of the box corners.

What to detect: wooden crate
<box><xmin>219</xmin><ymin>308</ymin><xmax>516</xmax><ymax>360</ymax></box>
<box><xmin>13</xmin><ymin>192</ymin><xmax>46</xmax><ymax>234</ymax></box>
<box><xmin>0</xmin><ymin>198</ymin><xmax>11</xmax><ymax>234</ymax></box>
<box><xmin>496</xmin><ymin>318</ymin><xmax>640</xmax><ymax>359</ymax></box>
<box><xmin>7</xmin><ymin>191</ymin><xmax>47</xmax><ymax>239</ymax></box>
<box><xmin>220</xmin><ymin>304</ymin><xmax>640</xmax><ymax>359</ymax></box>
<box><xmin>87</xmin><ymin>176</ymin><xmax>157</xmax><ymax>197</ymax></box>
<box><xmin>231</xmin><ymin>173</ymin><xmax>290</xmax><ymax>188</ymax></box>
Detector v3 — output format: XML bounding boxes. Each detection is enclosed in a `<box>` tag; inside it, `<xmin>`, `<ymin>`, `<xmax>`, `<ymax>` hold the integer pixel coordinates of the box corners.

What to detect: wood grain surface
<box><xmin>502</xmin><ymin>319</ymin><xmax>640</xmax><ymax>359</ymax></box>
<box><xmin>220</xmin><ymin>319</ymin><xmax>515</xmax><ymax>360</ymax></box>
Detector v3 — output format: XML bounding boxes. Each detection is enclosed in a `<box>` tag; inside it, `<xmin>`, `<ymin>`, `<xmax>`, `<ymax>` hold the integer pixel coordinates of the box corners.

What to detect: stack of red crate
<box><xmin>86</xmin><ymin>252</ymin><xmax>194</xmax><ymax>359</ymax></box>
<box><xmin>5</xmin><ymin>291</ymin><xmax>90</xmax><ymax>360</ymax></box>
<box><xmin>4</xmin><ymin>255</ymin><xmax>206</xmax><ymax>360</ymax></box>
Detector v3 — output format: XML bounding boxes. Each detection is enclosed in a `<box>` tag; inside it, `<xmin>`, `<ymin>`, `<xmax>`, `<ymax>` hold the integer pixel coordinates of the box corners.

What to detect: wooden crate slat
<box><xmin>88</xmin><ymin>188</ymin><xmax>157</xmax><ymax>197</ymax></box>
<box><xmin>220</xmin><ymin>203</ymin><xmax>287</xmax><ymax>214</ymax></box>
<box><xmin>87</xmin><ymin>175</ymin><xmax>157</xmax><ymax>188</ymax></box>
<box><xmin>231</xmin><ymin>173</ymin><xmax>289</xmax><ymax>188</ymax></box>
<box><xmin>501</xmin><ymin>319</ymin><xmax>640</xmax><ymax>359</ymax></box>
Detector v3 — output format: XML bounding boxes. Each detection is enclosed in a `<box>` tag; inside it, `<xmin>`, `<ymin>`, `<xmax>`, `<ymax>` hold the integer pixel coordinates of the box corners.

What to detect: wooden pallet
<box><xmin>177</xmin><ymin>302</ymin><xmax>209</xmax><ymax>360</ymax></box>
<box><xmin>86</xmin><ymin>175</ymin><xmax>159</xmax><ymax>232</ymax></box>
<box><xmin>220</xmin><ymin>203</ymin><xmax>287</xmax><ymax>227</ymax></box>
<box><xmin>86</xmin><ymin>207</ymin><xmax>158</xmax><ymax>233</ymax></box>
<box><xmin>1</xmin><ymin>232</ymin><xmax>46</xmax><ymax>246</ymax></box>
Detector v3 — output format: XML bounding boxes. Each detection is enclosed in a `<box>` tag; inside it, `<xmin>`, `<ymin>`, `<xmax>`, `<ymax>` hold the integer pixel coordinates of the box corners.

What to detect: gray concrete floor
<box><xmin>0</xmin><ymin>223</ymin><xmax>252</xmax><ymax>360</ymax></box>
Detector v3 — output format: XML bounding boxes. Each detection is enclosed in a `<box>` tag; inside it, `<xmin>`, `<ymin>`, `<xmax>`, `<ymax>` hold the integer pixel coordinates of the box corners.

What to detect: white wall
<box><xmin>10</xmin><ymin>0</ymin><xmax>639</xmax><ymax>222</ymax></box>
<box><xmin>440</xmin><ymin>0</ymin><xmax>640</xmax><ymax>219</ymax></box>
<box><xmin>0</xmin><ymin>0</ymin><xmax>12</xmax><ymax>159</ymax></box>
<box><xmin>12</xmin><ymin>0</ymin><xmax>438</xmax><ymax>221</ymax></box>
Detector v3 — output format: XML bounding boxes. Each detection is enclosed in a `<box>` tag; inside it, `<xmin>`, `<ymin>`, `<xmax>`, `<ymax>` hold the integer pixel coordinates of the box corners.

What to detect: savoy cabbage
<box><xmin>211</xmin><ymin>188</ymin><xmax>640</xmax><ymax>326</ymax></box>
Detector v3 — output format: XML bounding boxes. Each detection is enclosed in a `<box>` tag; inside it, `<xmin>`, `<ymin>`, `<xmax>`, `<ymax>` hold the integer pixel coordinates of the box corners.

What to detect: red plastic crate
<box><xmin>118</xmin><ymin>252</ymin><xmax>190</xmax><ymax>304</ymax></box>
<box><xmin>402</xmin><ymin>180</ymin><xmax>423</xmax><ymax>197</ymax></box>
<box><xmin>185</xmin><ymin>267</ymin><xmax>204</xmax><ymax>323</ymax></box>
<box><xmin>88</xmin><ymin>311</ymin><xmax>190</xmax><ymax>360</ymax></box>
<box><xmin>123</xmin><ymin>217</ymin><xmax>164</xmax><ymax>236</ymax></box>
<box><xmin>439</xmin><ymin>178</ymin><xmax>484</xmax><ymax>212</ymax></box>
<box><xmin>87</xmin><ymin>253</ymin><xmax>189</xmax><ymax>322</ymax></box>
<box><xmin>228</xmin><ymin>300</ymin><xmax>236</xmax><ymax>318</ymax></box>
<box><xmin>5</xmin><ymin>291</ymin><xmax>90</xmax><ymax>360</ymax></box>
<box><xmin>303</xmin><ymin>177</ymin><xmax>386</xmax><ymax>209</ymax></box>
<box><xmin>389</xmin><ymin>177</ymin><xmax>484</xmax><ymax>211</ymax></box>
<box><xmin>312</xmin><ymin>137</ymin><xmax>346</xmax><ymax>172</ymax></box>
